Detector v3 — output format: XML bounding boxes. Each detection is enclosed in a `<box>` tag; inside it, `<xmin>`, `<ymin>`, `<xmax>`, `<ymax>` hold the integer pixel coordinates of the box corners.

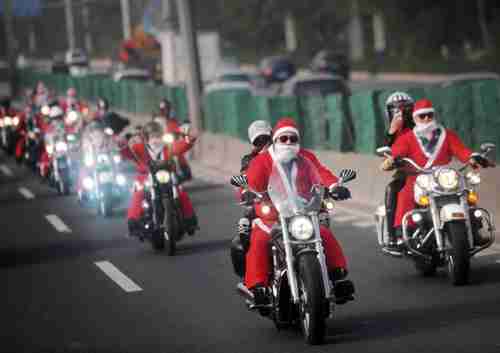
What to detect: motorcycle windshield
<box><xmin>268</xmin><ymin>155</ymin><xmax>323</xmax><ymax>218</ymax></box>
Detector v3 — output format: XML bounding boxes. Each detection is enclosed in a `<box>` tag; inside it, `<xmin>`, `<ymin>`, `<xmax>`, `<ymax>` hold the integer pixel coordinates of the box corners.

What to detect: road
<box><xmin>1</xmin><ymin>148</ymin><xmax>500</xmax><ymax>353</ymax></box>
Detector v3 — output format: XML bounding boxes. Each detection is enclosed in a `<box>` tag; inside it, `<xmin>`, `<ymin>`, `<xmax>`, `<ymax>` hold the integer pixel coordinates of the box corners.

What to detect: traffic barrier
<box><xmin>16</xmin><ymin>69</ymin><xmax>499</xmax><ymax>160</ymax></box>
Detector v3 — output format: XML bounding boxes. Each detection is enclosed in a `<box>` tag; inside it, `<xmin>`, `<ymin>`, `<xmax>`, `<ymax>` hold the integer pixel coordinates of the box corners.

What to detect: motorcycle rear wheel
<box><xmin>297</xmin><ymin>253</ymin><xmax>326</xmax><ymax>345</ymax></box>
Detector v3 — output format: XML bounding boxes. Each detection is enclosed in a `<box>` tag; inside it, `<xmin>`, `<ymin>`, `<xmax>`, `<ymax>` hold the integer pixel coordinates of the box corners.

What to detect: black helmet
<box><xmin>385</xmin><ymin>91</ymin><xmax>415</xmax><ymax>127</ymax></box>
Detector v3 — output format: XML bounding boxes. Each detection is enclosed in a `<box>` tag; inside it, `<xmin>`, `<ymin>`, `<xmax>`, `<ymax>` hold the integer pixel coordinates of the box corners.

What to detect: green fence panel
<box><xmin>350</xmin><ymin>90</ymin><xmax>385</xmax><ymax>154</ymax></box>
<box><xmin>472</xmin><ymin>80</ymin><xmax>500</xmax><ymax>159</ymax></box>
<box><xmin>298</xmin><ymin>96</ymin><xmax>328</xmax><ymax>149</ymax></box>
<box><xmin>326</xmin><ymin>94</ymin><xmax>354</xmax><ymax>152</ymax></box>
<box><xmin>171</xmin><ymin>86</ymin><xmax>188</xmax><ymax>121</ymax></box>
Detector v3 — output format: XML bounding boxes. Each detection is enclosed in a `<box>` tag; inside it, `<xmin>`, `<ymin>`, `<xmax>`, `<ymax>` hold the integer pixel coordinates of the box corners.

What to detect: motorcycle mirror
<box><xmin>376</xmin><ymin>146</ymin><xmax>392</xmax><ymax>156</ymax></box>
<box><xmin>339</xmin><ymin>169</ymin><xmax>357</xmax><ymax>184</ymax></box>
<box><xmin>480</xmin><ymin>143</ymin><xmax>495</xmax><ymax>153</ymax></box>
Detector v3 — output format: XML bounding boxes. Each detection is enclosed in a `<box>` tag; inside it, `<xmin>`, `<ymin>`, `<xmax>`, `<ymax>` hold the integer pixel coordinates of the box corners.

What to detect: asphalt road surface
<box><xmin>2</xmin><ymin>149</ymin><xmax>500</xmax><ymax>353</ymax></box>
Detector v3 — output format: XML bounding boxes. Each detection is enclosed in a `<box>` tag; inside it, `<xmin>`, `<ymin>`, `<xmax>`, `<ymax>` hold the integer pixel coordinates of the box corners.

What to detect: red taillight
<box><xmin>263</xmin><ymin>68</ymin><xmax>272</xmax><ymax>76</ymax></box>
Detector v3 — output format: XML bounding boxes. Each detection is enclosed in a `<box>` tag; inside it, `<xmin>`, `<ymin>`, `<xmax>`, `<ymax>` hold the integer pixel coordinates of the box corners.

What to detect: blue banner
<box><xmin>0</xmin><ymin>0</ymin><xmax>42</xmax><ymax>17</ymax></box>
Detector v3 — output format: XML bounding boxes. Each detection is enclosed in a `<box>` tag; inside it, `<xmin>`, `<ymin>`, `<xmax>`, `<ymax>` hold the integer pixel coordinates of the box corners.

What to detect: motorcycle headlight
<box><xmin>66</xmin><ymin>111</ymin><xmax>79</xmax><ymax>124</ymax></box>
<box><xmin>84</xmin><ymin>154</ymin><xmax>94</xmax><ymax>167</ymax></box>
<box><xmin>12</xmin><ymin>116</ymin><xmax>20</xmax><ymax>126</ymax></box>
<box><xmin>416</xmin><ymin>174</ymin><xmax>432</xmax><ymax>190</ymax></box>
<box><xmin>83</xmin><ymin>177</ymin><xmax>94</xmax><ymax>190</ymax></box>
<box><xmin>466</xmin><ymin>171</ymin><xmax>481</xmax><ymax>185</ymax></box>
<box><xmin>289</xmin><ymin>216</ymin><xmax>314</xmax><ymax>241</ymax></box>
<box><xmin>163</xmin><ymin>133</ymin><xmax>175</xmax><ymax>144</ymax></box>
<box><xmin>67</xmin><ymin>134</ymin><xmax>76</xmax><ymax>142</ymax></box>
<box><xmin>4</xmin><ymin>117</ymin><xmax>12</xmax><ymax>126</ymax></box>
<box><xmin>116</xmin><ymin>174</ymin><xmax>126</xmax><ymax>186</ymax></box>
<box><xmin>97</xmin><ymin>154</ymin><xmax>110</xmax><ymax>164</ymax></box>
<box><xmin>436</xmin><ymin>168</ymin><xmax>459</xmax><ymax>190</ymax></box>
<box><xmin>46</xmin><ymin>144</ymin><xmax>54</xmax><ymax>155</ymax></box>
<box><xmin>55</xmin><ymin>141</ymin><xmax>68</xmax><ymax>152</ymax></box>
<box><xmin>41</xmin><ymin>105</ymin><xmax>50</xmax><ymax>116</ymax></box>
<box><xmin>155</xmin><ymin>170</ymin><xmax>171</xmax><ymax>184</ymax></box>
<box><xmin>104</xmin><ymin>127</ymin><xmax>114</xmax><ymax>136</ymax></box>
<box><xmin>113</xmin><ymin>155</ymin><xmax>121</xmax><ymax>164</ymax></box>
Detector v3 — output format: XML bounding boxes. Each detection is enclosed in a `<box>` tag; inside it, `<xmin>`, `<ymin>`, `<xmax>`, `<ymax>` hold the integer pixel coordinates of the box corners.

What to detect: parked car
<box><xmin>310</xmin><ymin>50</ymin><xmax>350</xmax><ymax>81</ymax></box>
<box><xmin>112</xmin><ymin>68</ymin><xmax>153</xmax><ymax>83</ymax></box>
<box><xmin>204</xmin><ymin>69</ymin><xmax>264</xmax><ymax>94</ymax></box>
<box><xmin>51</xmin><ymin>49</ymin><xmax>89</xmax><ymax>76</ymax></box>
<box><xmin>258</xmin><ymin>55</ymin><xmax>296</xmax><ymax>84</ymax></box>
<box><xmin>280</xmin><ymin>72</ymin><xmax>351</xmax><ymax>97</ymax></box>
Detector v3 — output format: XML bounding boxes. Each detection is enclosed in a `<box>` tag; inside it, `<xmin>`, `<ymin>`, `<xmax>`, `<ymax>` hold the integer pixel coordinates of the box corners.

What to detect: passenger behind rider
<box><xmin>381</xmin><ymin>99</ymin><xmax>492</xmax><ymax>247</ymax></box>
<box><xmin>119</xmin><ymin>121</ymin><xmax>199</xmax><ymax>237</ymax></box>
<box><xmin>382</xmin><ymin>92</ymin><xmax>415</xmax><ymax>254</ymax></box>
<box><xmin>244</xmin><ymin>117</ymin><xmax>355</xmax><ymax>305</ymax></box>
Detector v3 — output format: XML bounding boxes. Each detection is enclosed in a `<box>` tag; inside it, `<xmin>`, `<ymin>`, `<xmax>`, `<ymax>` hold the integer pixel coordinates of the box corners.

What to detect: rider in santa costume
<box><xmin>244</xmin><ymin>117</ymin><xmax>354</xmax><ymax>304</ymax></box>
<box><xmin>385</xmin><ymin>98</ymin><xmax>482</xmax><ymax>233</ymax></box>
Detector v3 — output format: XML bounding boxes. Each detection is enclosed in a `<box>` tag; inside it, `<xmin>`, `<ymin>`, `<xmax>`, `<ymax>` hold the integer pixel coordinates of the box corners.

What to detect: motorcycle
<box><xmin>1</xmin><ymin>112</ymin><xmax>23</xmax><ymax>155</ymax></box>
<box><xmin>79</xmin><ymin>130</ymin><xmax>128</xmax><ymax>217</ymax></box>
<box><xmin>231</xmin><ymin>156</ymin><xmax>356</xmax><ymax>345</ymax></box>
<box><xmin>48</xmin><ymin>130</ymin><xmax>75</xmax><ymax>195</ymax></box>
<box><xmin>134</xmin><ymin>156</ymin><xmax>186</xmax><ymax>255</ymax></box>
<box><xmin>374</xmin><ymin>143</ymin><xmax>496</xmax><ymax>285</ymax></box>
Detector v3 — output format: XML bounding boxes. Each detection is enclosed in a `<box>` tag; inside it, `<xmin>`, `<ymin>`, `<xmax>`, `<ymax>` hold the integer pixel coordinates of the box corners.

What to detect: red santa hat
<box><xmin>272</xmin><ymin>117</ymin><xmax>299</xmax><ymax>141</ymax></box>
<box><xmin>412</xmin><ymin>99</ymin><xmax>435</xmax><ymax>118</ymax></box>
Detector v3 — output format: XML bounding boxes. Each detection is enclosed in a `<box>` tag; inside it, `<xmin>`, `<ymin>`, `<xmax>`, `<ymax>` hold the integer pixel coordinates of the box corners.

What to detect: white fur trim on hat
<box><xmin>273</xmin><ymin>126</ymin><xmax>299</xmax><ymax>140</ymax></box>
<box><xmin>413</xmin><ymin>107</ymin><xmax>435</xmax><ymax>118</ymax></box>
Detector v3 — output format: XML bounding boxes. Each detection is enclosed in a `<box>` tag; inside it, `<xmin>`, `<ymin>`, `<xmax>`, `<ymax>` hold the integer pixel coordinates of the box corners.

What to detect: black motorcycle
<box><xmin>137</xmin><ymin>159</ymin><xmax>186</xmax><ymax>255</ymax></box>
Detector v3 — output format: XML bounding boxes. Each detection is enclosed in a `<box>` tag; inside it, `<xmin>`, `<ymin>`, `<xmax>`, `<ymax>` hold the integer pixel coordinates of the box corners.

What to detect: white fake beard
<box><xmin>414</xmin><ymin>121</ymin><xmax>438</xmax><ymax>137</ymax></box>
<box><xmin>273</xmin><ymin>143</ymin><xmax>299</xmax><ymax>163</ymax></box>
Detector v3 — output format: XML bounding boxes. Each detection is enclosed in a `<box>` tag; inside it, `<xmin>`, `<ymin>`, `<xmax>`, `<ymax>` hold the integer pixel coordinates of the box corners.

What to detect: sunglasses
<box><xmin>277</xmin><ymin>134</ymin><xmax>299</xmax><ymax>144</ymax></box>
<box><xmin>415</xmin><ymin>113</ymin><xmax>434</xmax><ymax>121</ymax></box>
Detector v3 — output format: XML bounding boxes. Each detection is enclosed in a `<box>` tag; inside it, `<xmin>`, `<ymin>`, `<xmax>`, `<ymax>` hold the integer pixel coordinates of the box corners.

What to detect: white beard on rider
<box><xmin>414</xmin><ymin>120</ymin><xmax>438</xmax><ymax>138</ymax></box>
<box><xmin>273</xmin><ymin>142</ymin><xmax>299</xmax><ymax>163</ymax></box>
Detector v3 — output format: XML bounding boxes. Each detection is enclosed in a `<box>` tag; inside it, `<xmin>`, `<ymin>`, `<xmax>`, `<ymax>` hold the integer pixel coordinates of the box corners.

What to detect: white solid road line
<box><xmin>0</xmin><ymin>164</ymin><xmax>13</xmax><ymax>177</ymax></box>
<box><xmin>95</xmin><ymin>261</ymin><xmax>143</xmax><ymax>293</ymax></box>
<box><xmin>18</xmin><ymin>187</ymin><xmax>35</xmax><ymax>199</ymax></box>
<box><xmin>45</xmin><ymin>214</ymin><xmax>72</xmax><ymax>233</ymax></box>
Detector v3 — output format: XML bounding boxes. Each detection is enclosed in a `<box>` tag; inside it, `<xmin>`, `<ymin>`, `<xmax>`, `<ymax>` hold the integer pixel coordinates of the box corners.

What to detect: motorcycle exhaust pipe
<box><xmin>236</xmin><ymin>282</ymin><xmax>254</xmax><ymax>303</ymax></box>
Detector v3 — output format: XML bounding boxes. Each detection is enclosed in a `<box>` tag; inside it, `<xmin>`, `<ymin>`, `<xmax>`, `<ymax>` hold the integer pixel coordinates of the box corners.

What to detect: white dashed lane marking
<box><xmin>45</xmin><ymin>214</ymin><xmax>72</xmax><ymax>233</ymax></box>
<box><xmin>95</xmin><ymin>261</ymin><xmax>143</xmax><ymax>293</ymax></box>
<box><xmin>18</xmin><ymin>187</ymin><xmax>35</xmax><ymax>199</ymax></box>
<box><xmin>0</xmin><ymin>164</ymin><xmax>13</xmax><ymax>176</ymax></box>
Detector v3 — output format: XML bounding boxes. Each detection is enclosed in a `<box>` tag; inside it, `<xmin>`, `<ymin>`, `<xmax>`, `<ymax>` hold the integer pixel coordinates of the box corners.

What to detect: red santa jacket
<box><xmin>120</xmin><ymin>140</ymin><xmax>194</xmax><ymax>177</ymax></box>
<box><xmin>247</xmin><ymin>148</ymin><xmax>339</xmax><ymax>193</ymax></box>
<box><xmin>392</xmin><ymin>127</ymin><xmax>472</xmax><ymax>169</ymax></box>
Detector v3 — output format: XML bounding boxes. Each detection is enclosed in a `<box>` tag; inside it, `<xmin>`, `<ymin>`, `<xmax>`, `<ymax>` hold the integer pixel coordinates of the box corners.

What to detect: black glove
<box><xmin>329</xmin><ymin>186</ymin><xmax>351</xmax><ymax>201</ymax></box>
<box><xmin>231</xmin><ymin>174</ymin><xmax>248</xmax><ymax>188</ymax></box>
<box><xmin>470</xmin><ymin>153</ymin><xmax>493</xmax><ymax>168</ymax></box>
<box><xmin>240</xmin><ymin>190</ymin><xmax>256</xmax><ymax>205</ymax></box>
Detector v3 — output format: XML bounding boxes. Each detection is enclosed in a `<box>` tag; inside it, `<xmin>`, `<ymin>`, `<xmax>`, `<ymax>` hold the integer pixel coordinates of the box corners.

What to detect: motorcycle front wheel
<box><xmin>162</xmin><ymin>198</ymin><xmax>177</xmax><ymax>256</ymax></box>
<box><xmin>446</xmin><ymin>220</ymin><xmax>470</xmax><ymax>285</ymax></box>
<box><xmin>297</xmin><ymin>253</ymin><xmax>327</xmax><ymax>345</ymax></box>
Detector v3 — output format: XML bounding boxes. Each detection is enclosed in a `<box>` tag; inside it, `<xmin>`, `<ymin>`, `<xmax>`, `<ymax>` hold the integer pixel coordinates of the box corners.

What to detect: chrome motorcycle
<box><xmin>234</xmin><ymin>156</ymin><xmax>356</xmax><ymax>345</ymax></box>
<box><xmin>375</xmin><ymin>143</ymin><xmax>496</xmax><ymax>285</ymax></box>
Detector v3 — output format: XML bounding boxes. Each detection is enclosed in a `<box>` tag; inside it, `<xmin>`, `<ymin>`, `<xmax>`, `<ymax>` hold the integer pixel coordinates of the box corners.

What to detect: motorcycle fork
<box><xmin>311</xmin><ymin>214</ymin><xmax>332</xmax><ymax>299</ymax></box>
<box><xmin>281</xmin><ymin>215</ymin><xmax>300</xmax><ymax>304</ymax></box>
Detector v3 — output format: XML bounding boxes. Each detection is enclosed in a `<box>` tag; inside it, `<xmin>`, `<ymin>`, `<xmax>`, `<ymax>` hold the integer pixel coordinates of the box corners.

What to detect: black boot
<box><xmin>329</xmin><ymin>268</ymin><xmax>355</xmax><ymax>305</ymax></box>
<box><xmin>383</xmin><ymin>227</ymin><xmax>405</xmax><ymax>257</ymax></box>
<box><xmin>184</xmin><ymin>215</ymin><xmax>199</xmax><ymax>236</ymax></box>
<box><xmin>127</xmin><ymin>219</ymin><xmax>141</xmax><ymax>238</ymax></box>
